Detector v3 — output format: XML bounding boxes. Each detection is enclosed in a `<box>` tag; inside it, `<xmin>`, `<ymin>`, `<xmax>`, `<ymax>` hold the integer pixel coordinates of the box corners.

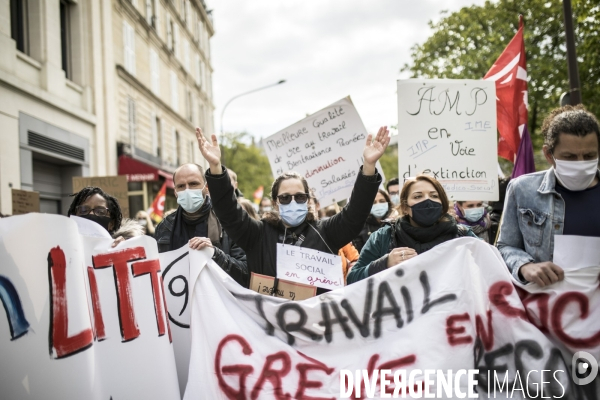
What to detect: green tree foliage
<box><xmin>402</xmin><ymin>0</ymin><xmax>599</xmax><ymax>169</ymax></box>
<box><xmin>379</xmin><ymin>143</ymin><xmax>399</xmax><ymax>182</ymax></box>
<box><xmin>220</xmin><ymin>132</ymin><xmax>274</xmax><ymax>199</ymax></box>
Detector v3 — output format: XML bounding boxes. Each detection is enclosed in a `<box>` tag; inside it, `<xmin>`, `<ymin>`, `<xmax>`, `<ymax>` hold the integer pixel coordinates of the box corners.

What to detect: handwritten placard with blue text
<box><xmin>397</xmin><ymin>80</ymin><xmax>499</xmax><ymax>201</ymax></box>
<box><xmin>263</xmin><ymin>97</ymin><xmax>384</xmax><ymax>207</ymax></box>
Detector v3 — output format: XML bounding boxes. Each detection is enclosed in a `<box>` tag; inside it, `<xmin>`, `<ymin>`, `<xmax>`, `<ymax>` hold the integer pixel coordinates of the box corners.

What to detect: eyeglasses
<box><xmin>277</xmin><ymin>193</ymin><xmax>309</xmax><ymax>205</ymax></box>
<box><xmin>75</xmin><ymin>205</ymin><xmax>110</xmax><ymax>217</ymax></box>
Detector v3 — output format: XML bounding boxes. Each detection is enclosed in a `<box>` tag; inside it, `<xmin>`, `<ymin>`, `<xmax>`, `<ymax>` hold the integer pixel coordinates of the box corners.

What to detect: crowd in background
<box><xmin>3</xmin><ymin>104</ymin><xmax>597</xmax><ymax>295</ymax></box>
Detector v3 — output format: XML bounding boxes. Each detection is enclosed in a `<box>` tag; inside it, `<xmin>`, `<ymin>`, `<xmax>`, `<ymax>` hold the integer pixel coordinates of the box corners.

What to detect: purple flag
<box><xmin>511</xmin><ymin>125</ymin><xmax>536</xmax><ymax>178</ymax></box>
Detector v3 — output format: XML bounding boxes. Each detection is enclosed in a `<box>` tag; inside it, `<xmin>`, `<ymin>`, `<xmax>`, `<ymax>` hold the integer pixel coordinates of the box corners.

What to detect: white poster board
<box><xmin>397</xmin><ymin>79</ymin><xmax>499</xmax><ymax>201</ymax></box>
<box><xmin>0</xmin><ymin>214</ymin><xmax>180</xmax><ymax>400</ymax></box>
<box><xmin>276</xmin><ymin>243</ymin><xmax>344</xmax><ymax>290</ymax></box>
<box><xmin>263</xmin><ymin>97</ymin><xmax>384</xmax><ymax>207</ymax></box>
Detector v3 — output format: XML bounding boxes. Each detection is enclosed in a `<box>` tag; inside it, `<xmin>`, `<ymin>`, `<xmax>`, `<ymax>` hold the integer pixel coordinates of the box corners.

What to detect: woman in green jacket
<box><xmin>346</xmin><ymin>175</ymin><xmax>475</xmax><ymax>283</ymax></box>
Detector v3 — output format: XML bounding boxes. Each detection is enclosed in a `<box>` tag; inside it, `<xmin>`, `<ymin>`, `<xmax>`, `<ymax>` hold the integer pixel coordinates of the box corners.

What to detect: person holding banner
<box><xmin>67</xmin><ymin>186</ymin><xmax>127</xmax><ymax>247</ymax></box>
<box><xmin>154</xmin><ymin>163</ymin><xmax>249</xmax><ymax>287</ymax></box>
<box><xmin>497</xmin><ymin>105</ymin><xmax>600</xmax><ymax>286</ymax></box>
<box><xmin>197</xmin><ymin>126</ymin><xmax>389</xmax><ymax>294</ymax></box>
<box><xmin>346</xmin><ymin>175</ymin><xmax>476</xmax><ymax>284</ymax></box>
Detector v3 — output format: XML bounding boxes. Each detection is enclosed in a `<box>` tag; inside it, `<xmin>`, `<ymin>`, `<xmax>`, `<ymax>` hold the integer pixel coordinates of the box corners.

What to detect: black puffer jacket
<box><xmin>155</xmin><ymin>209</ymin><xmax>248</xmax><ymax>287</ymax></box>
<box><xmin>206</xmin><ymin>166</ymin><xmax>381</xmax><ymax>293</ymax></box>
<box><xmin>352</xmin><ymin>214</ymin><xmax>385</xmax><ymax>253</ymax></box>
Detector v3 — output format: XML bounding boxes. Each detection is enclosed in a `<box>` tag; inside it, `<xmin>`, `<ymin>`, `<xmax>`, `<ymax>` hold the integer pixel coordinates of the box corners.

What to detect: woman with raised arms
<box><xmin>196</xmin><ymin>126</ymin><xmax>389</xmax><ymax>295</ymax></box>
<box><xmin>346</xmin><ymin>174</ymin><xmax>476</xmax><ymax>284</ymax></box>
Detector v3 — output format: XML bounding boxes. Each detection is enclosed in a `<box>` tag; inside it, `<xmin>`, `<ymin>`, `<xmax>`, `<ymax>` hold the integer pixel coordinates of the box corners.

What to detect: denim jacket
<box><xmin>497</xmin><ymin>167</ymin><xmax>600</xmax><ymax>283</ymax></box>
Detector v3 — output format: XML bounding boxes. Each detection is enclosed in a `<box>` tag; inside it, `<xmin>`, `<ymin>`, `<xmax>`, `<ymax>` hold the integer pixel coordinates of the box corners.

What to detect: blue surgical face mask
<box><xmin>464</xmin><ymin>207</ymin><xmax>484</xmax><ymax>222</ymax></box>
<box><xmin>176</xmin><ymin>188</ymin><xmax>205</xmax><ymax>213</ymax></box>
<box><xmin>371</xmin><ymin>203</ymin><xmax>389</xmax><ymax>218</ymax></box>
<box><xmin>390</xmin><ymin>194</ymin><xmax>400</xmax><ymax>206</ymax></box>
<box><xmin>279</xmin><ymin>200</ymin><xmax>308</xmax><ymax>227</ymax></box>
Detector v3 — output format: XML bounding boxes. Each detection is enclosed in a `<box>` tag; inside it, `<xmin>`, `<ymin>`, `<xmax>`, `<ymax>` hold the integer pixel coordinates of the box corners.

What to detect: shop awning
<box><xmin>118</xmin><ymin>155</ymin><xmax>174</xmax><ymax>188</ymax></box>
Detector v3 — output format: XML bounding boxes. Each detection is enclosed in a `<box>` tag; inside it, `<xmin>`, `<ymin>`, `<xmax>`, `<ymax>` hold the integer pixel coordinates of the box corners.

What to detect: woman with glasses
<box><xmin>197</xmin><ymin>126</ymin><xmax>389</xmax><ymax>294</ymax></box>
<box><xmin>67</xmin><ymin>186</ymin><xmax>127</xmax><ymax>247</ymax></box>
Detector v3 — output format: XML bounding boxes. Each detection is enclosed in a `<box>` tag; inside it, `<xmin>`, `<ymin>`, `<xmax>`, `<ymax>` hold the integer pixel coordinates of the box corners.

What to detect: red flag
<box><xmin>253</xmin><ymin>186</ymin><xmax>264</xmax><ymax>205</ymax></box>
<box><xmin>484</xmin><ymin>16</ymin><xmax>528</xmax><ymax>163</ymax></box>
<box><xmin>148</xmin><ymin>182</ymin><xmax>167</xmax><ymax>223</ymax></box>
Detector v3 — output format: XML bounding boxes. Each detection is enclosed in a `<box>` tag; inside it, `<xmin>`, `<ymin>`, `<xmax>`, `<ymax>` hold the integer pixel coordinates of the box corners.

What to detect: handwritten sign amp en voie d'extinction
<box><xmin>397</xmin><ymin>79</ymin><xmax>499</xmax><ymax>201</ymax></box>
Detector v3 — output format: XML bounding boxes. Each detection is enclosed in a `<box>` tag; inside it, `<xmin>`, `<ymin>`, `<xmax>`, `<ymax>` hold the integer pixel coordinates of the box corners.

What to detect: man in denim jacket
<box><xmin>497</xmin><ymin>105</ymin><xmax>600</xmax><ymax>286</ymax></box>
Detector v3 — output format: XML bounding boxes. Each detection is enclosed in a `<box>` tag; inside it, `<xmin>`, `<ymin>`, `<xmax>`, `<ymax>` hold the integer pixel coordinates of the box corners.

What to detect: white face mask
<box><xmin>553</xmin><ymin>157</ymin><xmax>599</xmax><ymax>191</ymax></box>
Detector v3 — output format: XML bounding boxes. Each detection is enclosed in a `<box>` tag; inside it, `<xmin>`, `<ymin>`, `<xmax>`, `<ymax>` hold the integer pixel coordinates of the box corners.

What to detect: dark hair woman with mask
<box><xmin>346</xmin><ymin>175</ymin><xmax>476</xmax><ymax>284</ymax></box>
<box><xmin>67</xmin><ymin>186</ymin><xmax>127</xmax><ymax>247</ymax></box>
<box><xmin>352</xmin><ymin>189</ymin><xmax>393</xmax><ymax>253</ymax></box>
<box><xmin>197</xmin><ymin>126</ymin><xmax>389</xmax><ymax>295</ymax></box>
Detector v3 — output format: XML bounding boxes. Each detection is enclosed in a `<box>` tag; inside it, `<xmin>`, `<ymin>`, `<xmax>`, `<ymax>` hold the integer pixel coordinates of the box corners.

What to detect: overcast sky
<box><xmin>206</xmin><ymin>0</ymin><xmax>488</xmax><ymax>140</ymax></box>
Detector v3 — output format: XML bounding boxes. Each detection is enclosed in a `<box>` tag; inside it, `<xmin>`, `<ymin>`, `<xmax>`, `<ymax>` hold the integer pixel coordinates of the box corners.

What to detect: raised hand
<box><xmin>363</xmin><ymin>126</ymin><xmax>390</xmax><ymax>175</ymax></box>
<box><xmin>196</xmin><ymin>128</ymin><xmax>222</xmax><ymax>173</ymax></box>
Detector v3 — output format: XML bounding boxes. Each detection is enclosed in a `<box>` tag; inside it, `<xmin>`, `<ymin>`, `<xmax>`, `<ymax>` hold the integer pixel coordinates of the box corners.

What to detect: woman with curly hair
<box><xmin>67</xmin><ymin>186</ymin><xmax>127</xmax><ymax>247</ymax></box>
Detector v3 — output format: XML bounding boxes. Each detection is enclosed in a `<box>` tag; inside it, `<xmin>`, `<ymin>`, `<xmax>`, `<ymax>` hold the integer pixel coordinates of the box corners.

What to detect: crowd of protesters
<box><xmin>52</xmin><ymin>104</ymin><xmax>599</xmax><ymax>295</ymax></box>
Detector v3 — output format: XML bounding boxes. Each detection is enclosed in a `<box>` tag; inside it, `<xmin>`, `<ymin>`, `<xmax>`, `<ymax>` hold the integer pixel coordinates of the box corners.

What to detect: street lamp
<box><xmin>220</xmin><ymin>79</ymin><xmax>286</xmax><ymax>136</ymax></box>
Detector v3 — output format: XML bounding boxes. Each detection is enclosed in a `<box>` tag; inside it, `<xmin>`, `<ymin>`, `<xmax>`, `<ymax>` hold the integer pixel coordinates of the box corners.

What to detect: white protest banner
<box><xmin>276</xmin><ymin>243</ymin><xmax>343</xmax><ymax>291</ymax></box>
<box><xmin>263</xmin><ymin>97</ymin><xmax>384</xmax><ymax>207</ymax></box>
<box><xmin>0</xmin><ymin>214</ymin><xmax>180</xmax><ymax>400</ymax></box>
<box><xmin>158</xmin><ymin>244</ymin><xmax>215</xmax><ymax>395</ymax></box>
<box><xmin>397</xmin><ymin>79</ymin><xmax>499</xmax><ymax>201</ymax></box>
<box><xmin>553</xmin><ymin>235</ymin><xmax>600</xmax><ymax>272</ymax></box>
<box><xmin>183</xmin><ymin>238</ymin><xmax>595</xmax><ymax>399</ymax></box>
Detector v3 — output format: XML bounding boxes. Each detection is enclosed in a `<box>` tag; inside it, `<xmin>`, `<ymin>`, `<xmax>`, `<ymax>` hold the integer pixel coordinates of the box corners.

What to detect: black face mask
<box><xmin>77</xmin><ymin>214</ymin><xmax>112</xmax><ymax>232</ymax></box>
<box><xmin>410</xmin><ymin>199</ymin><xmax>443</xmax><ymax>227</ymax></box>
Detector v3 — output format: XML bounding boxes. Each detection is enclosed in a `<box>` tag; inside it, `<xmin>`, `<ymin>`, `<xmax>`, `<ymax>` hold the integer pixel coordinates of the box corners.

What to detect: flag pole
<box><xmin>562</xmin><ymin>0</ymin><xmax>582</xmax><ymax>105</ymax></box>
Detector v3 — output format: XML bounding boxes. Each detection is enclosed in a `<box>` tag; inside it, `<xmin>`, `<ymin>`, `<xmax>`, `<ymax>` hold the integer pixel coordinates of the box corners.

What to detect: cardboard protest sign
<box><xmin>0</xmin><ymin>214</ymin><xmax>180</xmax><ymax>400</ymax></box>
<box><xmin>72</xmin><ymin>175</ymin><xmax>130</xmax><ymax>217</ymax></box>
<box><xmin>263</xmin><ymin>97</ymin><xmax>384</xmax><ymax>207</ymax></box>
<box><xmin>183</xmin><ymin>238</ymin><xmax>597</xmax><ymax>399</ymax></box>
<box><xmin>249</xmin><ymin>272</ymin><xmax>316</xmax><ymax>301</ymax></box>
<box><xmin>397</xmin><ymin>79</ymin><xmax>499</xmax><ymax>201</ymax></box>
<box><xmin>11</xmin><ymin>188</ymin><xmax>40</xmax><ymax>215</ymax></box>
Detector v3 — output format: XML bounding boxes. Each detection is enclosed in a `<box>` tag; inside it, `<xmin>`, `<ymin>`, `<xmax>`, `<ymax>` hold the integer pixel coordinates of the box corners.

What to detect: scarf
<box><xmin>394</xmin><ymin>215</ymin><xmax>458</xmax><ymax>254</ymax></box>
<box><xmin>170</xmin><ymin>196</ymin><xmax>222</xmax><ymax>251</ymax></box>
<box><xmin>453</xmin><ymin>203</ymin><xmax>491</xmax><ymax>235</ymax></box>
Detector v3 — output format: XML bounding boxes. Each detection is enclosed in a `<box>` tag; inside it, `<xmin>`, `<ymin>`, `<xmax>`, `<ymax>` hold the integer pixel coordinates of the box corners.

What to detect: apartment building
<box><xmin>0</xmin><ymin>0</ymin><xmax>215</xmax><ymax>216</ymax></box>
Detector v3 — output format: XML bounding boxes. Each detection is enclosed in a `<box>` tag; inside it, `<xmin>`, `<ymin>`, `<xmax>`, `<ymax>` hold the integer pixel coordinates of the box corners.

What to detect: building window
<box><xmin>151</xmin><ymin>113</ymin><xmax>160</xmax><ymax>157</ymax></box>
<box><xmin>173</xmin><ymin>129</ymin><xmax>180</xmax><ymax>165</ymax></box>
<box><xmin>189</xmin><ymin>140</ymin><xmax>194</xmax><ymax>163</ymax></box>
<box><xmin>150</xmin><ymin>49</ymin><xmax>160</xmax><ymax>95</ymax></box>
<box><xmin>199</xmin><ymin>103</ymin><xmax>205</xmax><ymax>131</ymax></box>
<box><xmin>145</xmin><ymin>0</ymin><xmax>152</xmax><ymax>25</ymax></box>
<box><xmin>170</xmin><ymin>70</ymin><xmax>179</xmax><ymax>112</ymax></box>
<box><xmin>173</xmin><ymin>23</ymin><xmax>179</xmax><ymax>58</ymax></box>
<box><xmin>183</xmin><ymin>39</ymin><xmax>190</xmax><ymax>72</ymax></box>
<box><xmin>195</xmin><ymin>54</ymin><xmax>202</xmax><ymax>86</ymax></box>
<box><xmin>186</xmin><ymin>90</ymin><xmax>193</xmax><ymax>122</ymax></box>
<box><xmin>123</xmin><ymin>20</ymin><xmax>136</xmax><ymax>75</ymax></box>
<box><xmin>60</xmin><ymin>0</ymin><xmax>72</xmax><ymax>79</ymax></box>
<box><xmin>10</xmin><ymin>0</ymin><xmax>29</xmax><ymax>54</ymax></box>
<box><xmin>128</xmin><ymin>98</ymin><xmax>136</xmax><ymax>148</ymax></box>
<box><xmin>166</xmin><ymin>13</ymin><xmax>173</xmax><ymax>51</ymax></box>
